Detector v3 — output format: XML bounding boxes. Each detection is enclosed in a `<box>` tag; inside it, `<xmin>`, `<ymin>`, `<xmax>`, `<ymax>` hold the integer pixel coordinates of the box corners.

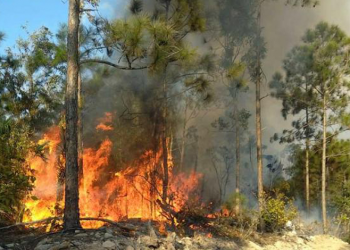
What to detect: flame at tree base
<box><xmin>24</xmin><ymin>120</ymin><xmax>202</xmax><ymax>228</ymax></box>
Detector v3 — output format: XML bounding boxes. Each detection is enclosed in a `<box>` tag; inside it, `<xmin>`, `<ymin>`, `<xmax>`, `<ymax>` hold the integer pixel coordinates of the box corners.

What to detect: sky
<box><xmin>0</xmin><ymin>0</ymin><xmax>123</xmax><ymax>49</ymax></box>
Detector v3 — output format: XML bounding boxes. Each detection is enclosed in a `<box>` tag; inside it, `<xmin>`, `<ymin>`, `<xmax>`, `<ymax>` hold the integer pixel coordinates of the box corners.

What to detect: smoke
<box><xmin>84</xmin><ymin>0</ymin><xmax>350</xmax><ymax>208</ymax></box>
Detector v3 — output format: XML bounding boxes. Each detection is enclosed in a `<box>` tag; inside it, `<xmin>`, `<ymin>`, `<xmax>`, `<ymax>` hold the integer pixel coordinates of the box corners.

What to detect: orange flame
<box><xmin>24</xmin><ymin>114</ymin><xmax>202</xmax><ymax>228</ymax></box>
<box><xmin>96</xmin><ymin>112</ymin><xmax>114</xmax><ymax>131</ymax></box>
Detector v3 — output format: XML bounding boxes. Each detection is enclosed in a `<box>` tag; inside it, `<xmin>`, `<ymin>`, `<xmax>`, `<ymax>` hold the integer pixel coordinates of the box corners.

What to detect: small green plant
<box><xmin>261</xmin><ymin>193</ymin><xmax>298</xmax><ymax>232</ymax></box>
<box><xmin>222</xmin><ymin>192</ymin><xmax>247</xmax><ymax>216</ymax></box>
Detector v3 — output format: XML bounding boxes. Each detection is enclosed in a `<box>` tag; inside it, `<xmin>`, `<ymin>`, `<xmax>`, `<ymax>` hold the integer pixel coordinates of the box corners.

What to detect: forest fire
<box><xmin>23</xmin><ymin>113</ymin><xmax>202</xmax><ymax>228</ymax></box>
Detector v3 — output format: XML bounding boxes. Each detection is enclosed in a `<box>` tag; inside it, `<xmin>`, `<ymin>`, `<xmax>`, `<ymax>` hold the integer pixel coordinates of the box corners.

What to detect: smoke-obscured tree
<box><xmin>288</xmin><ymin>138</ymin><xmax>350</xmax><ymax>238</ymax></box>
<box><xmin>207</xmin><ymin>0</ymin><xmax>257</xmax><ymax>215</ymax></box>
<box><xmin>241</xmin><ymin>0</ymin><xmax>319</xmax><ymax>231</ymax></box>
<box><xmin>207</xmin><ymin>146</ymin><xmax>234</xmax><ymax>205</ymax></box>
<box><xmin>280</xmin><ymin>22</ymin><xmax>350</xmax><ymax>233</ymax></box>
<box><xmin>177</xmin><ymin>83</ymin><xmax>205</xmax><ymax>172</ymax></box>
<box><xmin>269</xmin><ymin>45</ymin><xmax>320</xmax><ymax>212</ymax></box>
<box><xmin>241</xmin><ymin>0</ymin><xmax>266</xmax><ymax>230</ymax></box>
<box><xmin>212</xmin><ymin>107</ymin><xmax>251</xmax><ymax>214</ymax></box>
<box><xmin>117</xmin><ymin>0</ymin><xmax>207</xmax><ymax>204</ymax></box>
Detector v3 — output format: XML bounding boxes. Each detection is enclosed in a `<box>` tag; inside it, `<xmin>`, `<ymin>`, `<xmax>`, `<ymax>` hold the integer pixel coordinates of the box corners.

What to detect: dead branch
<box><xmin>80</xmin><ymin>218</ymin><xmax>135</xmax><ymax>232</ymax></box>
<box><xmin>0</xmin><ymin>217</ymin><xmax>135</xmax><ymax>232</ymax></box>
<box><xmin>0</xmin><ymin>217</ymin><xmax>61</xmax><ymax>231</ymax></box>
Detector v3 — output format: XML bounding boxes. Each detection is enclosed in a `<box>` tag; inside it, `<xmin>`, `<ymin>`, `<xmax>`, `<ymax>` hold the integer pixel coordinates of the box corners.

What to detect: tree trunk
<box><xmin>305</xmin><ymin>138</ymin><xmax>310</xmax><ymax>213</ymax></box>
<box><xmin>256</xmin><ymin>2</ymin><xmax>265</xmax><ymax>232</ymax></box>
<box><xmin>162</xmin><ymin>76</ymin><xmax>169</xmax><ymax>203</ymax></box>
<box><xmin>78</xmin><ymin>73</ymin><xmax>84</xmax><ymax>185</ymax></box>
<box><xmin>55</xmin><ymin>128</ymin><xmax>65</xmax><ymax>217</ymax></box>
<box><xmin>305</xmin><ymin>106</ymin><xmax>310</xmax><ymax>213</ymax></box>
<box><xmin>64</xmin><ymin>0</ymin><xmax>81</xmax><ymax>230</ymax></box>
<box><xmin>321</xmin><ymin>94</ymin><xmax>327</xmax><ymax>233</ymax></box>
<box><xmin>235</xmin><ymin>124</ymin><xmax>240</xmax><ymax>216</ymax></box>
<box><xmin>305</xmin><ymin>82</ymin><xmax>310</xmax><ymax>214</ymax></box>
<box><xmin>180</xmin><ymin>98</ymin><xmax>188</xmax><ymax>172</ymax></box>
<box><xmin>161</xmin><ymin>1</ymin><xmax>171</xmax><ymax>203</ymax></box>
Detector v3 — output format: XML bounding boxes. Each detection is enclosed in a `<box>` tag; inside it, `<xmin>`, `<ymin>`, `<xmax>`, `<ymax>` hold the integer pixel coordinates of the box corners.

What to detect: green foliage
<box><xmin>288</xmin><ymin>138</ymin><xmax>350</xmax><ymax>208</ymax></box>
<box><xmin>103</xmin><ymin>0</ymin><xmax>205</xmax><ymax>72</ymax></box>
<box><xmin>0</xmin><ymin>27</ymin><xmax>65</xmax><ymax>224</ymax></box>
<box><xmin>0</xmin><ymin>31</ymin><xmax>4</xmax><ymax>45</ymax></box>
<box><xmin>212</xmin><ymin>109</ymin><xmax>251</xmax><ymax>133</ymax></box>
<box><xmin>222</xmin><ymin>193</ymin><xmax>247</xmax><ymax>215</ymax></box>
<box><xmin>270</xmin><ymin>21</ymin><xmax>350</xmax><ymax>158</ymax></box>
<box><xmin>129</xmin><ymin>0</ymin><xmax>143</xmax><ymax>14</ymax></box>
<box><xmin>227</xmin><ymin>63</ymin><xmax>246</xmax><ymax>79</ymax></box>
<box><xmin>0</xmin><ymin>119</ymin><xmax>35</xmax><ymax>224</ymax></box>
<box><xmin>261</xmin><ymin>193</ymin><xmax>298</xmax><ymax>232</ymax></box>
<box><xmin>0</xmin><ymin>27</ymin><xmax>66</xmax><ymax>131</ymax></box>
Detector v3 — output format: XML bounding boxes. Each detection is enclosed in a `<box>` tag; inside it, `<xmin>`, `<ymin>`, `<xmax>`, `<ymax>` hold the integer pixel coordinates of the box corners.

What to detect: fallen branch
<box><xmin>81</xmin><ymin>217</ymin><xmax>136</xmax><ymax>232</ymax></box>
<box><xmin>0</xmin><ymin>217</ymin><xmax>135</xmax><ymax>232</ymax></box>
<box><xmin>0</xmin><ymin>217</ymin><xmax>61</xmax><ymax>231</ymax></box>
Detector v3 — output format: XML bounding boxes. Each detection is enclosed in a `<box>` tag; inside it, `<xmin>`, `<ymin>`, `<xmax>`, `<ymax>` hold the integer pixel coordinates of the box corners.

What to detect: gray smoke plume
<box><xmin>89</xmin><ymin>0</ymin><xmax>350</xmax><ymax>208</ymax></box>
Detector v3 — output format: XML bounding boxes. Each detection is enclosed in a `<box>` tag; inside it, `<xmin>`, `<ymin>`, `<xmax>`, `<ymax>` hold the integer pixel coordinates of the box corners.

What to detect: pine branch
<box><xmin>80</xmin><ymin>59</ymin><xmax>148</xmax><ymax>70</ymax></box>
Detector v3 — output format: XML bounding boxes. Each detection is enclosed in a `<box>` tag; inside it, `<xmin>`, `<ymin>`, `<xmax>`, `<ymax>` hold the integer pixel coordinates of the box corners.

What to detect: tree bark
<box><xmin>162</xmin><ymin>76</ymin><xmax>169</xmax><ymax>203</ymax></box>
<box><xmin>305</xmin><ymin>137</ymin><xmax>310</xmax><ymax>213</ymax></box>
<box><xmin>179</xmin><ymin>98</ymin><xmax>188</xmax><ymax>172</ymax></box>
<box><xmin>305</xmin><ymin>87</ymin><xmax>310</xmax><ymax>213</ymax></box>
<box><xmin>256</xmin><ymin>2</ymin><xmax>265</xmax><ymax>232</ymax></box>
<box><xmin>78</xmin><ymin>73</ymin><xmax>84</xmax><ymax>185</ymax></box>
<box><xmin>55</xmin><ymin>125</ymin><xmax>65</xmax><ymax>217</ymax></box>
<box><xmin>235</xmin><ymin>123</ymin><xmax>241</xmax><ymax>216</ymax></box>
<box><xmin>321</xmin><ymin>94</ymin><xmax>327</xmax><ymax>233</ymax></box>
<box><xmin>162</xmin><ymin>2</ymin><xmax>171</xmax><ymax>203</ymax></box>
<box><xmin>64</xmin><ymin>0</ymin><xmax>81</xmax><ymax>230</ymax></box>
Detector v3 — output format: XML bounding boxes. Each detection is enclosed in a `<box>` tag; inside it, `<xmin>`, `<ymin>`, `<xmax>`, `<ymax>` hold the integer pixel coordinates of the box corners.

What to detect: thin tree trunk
<box><xmin>162</xmin><ymin>2</ymin><xmax>170</xmax><ymax>203</ymax></box>
<box><xmin>235</xmin><ymin>124</ymin><xmax>241</xmax><ymax>216</ymax></box>
<box><xmin>321</xmin><ymin>94</ymin><xmax>327</xmax><ymax>233</ymax></box>
<box><xmin>180</xmin><ymin>98</ymin><xmax>188</xmax><ymax>171</ymax></box>
<box><xmin>256</xmin><ymin>2</ymin><xmax>265</xmax><ymax>232</ymax></box>
<box><xmin>55</xmin><ymin>134</ymin><xmax>65</xmax><ymax>217</ymax></box>
<box><xmin>305</xmin><ymin>138</ymin><xmax>310</xmax><ymax>213</ymax></box>
<box><xmin>78</xmin><ymin>73</ymin><xmax>84</xmax><ymax>185</ymax></box>
<box><xmin>305</xmin><ymin>82</ymin><xmax>310</xmax><ymax>214</ymax></box>
<box><xmin>194</xmin><ymin>147</ymin><xmax>198</xmax><ymax>173</ymax></box>
<box><xmin>64</xmin><ymin>0</ymin><xmax>81</xmax><ymax>230</ymax></box>
<box><xmin>162</xmin><ymin>76</ymin><xmax>169</xmax><ymax>203</ymax></box>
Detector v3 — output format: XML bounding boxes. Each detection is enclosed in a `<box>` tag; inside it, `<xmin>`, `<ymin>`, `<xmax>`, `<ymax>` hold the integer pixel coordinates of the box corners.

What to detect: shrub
<box><xmin>222</xmin><ymin>192</ymin><xmax>247</xmax><ymax>216</ymax></box>
<box><xmin>261</xmin><ymin>193</ymin><xmax>298</xmax><ymax>232</ymax></box>
<box><xmin>0</xmin><ymin>120</ymin><xmax>35</xmax><ymax>224</ymax></box>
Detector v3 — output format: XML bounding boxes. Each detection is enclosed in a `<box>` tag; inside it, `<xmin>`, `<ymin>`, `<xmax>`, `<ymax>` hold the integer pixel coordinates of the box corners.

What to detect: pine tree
<box><xmin>275</xmin><ymin>22</ymin><xmax>350</xmax><ymax>233</ymax></box>
<box><xmin>269</xmin><ymin>45</ymin><xmax>320</xmax><ymax>212</ymax></box>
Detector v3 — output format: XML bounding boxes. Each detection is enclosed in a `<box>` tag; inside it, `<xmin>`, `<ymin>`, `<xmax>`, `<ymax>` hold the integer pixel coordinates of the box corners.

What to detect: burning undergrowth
<box><xmin>23</xmin><ymin>112</ymin><xmax>203</xmax><ymax>230</ymax></box>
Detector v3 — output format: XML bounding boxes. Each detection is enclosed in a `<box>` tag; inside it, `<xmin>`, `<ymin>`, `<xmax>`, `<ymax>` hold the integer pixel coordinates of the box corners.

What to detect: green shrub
<box><xmin>261</xmin><ymin>193</ymin><xmax>298</xmax><ymax>232</ymax></box>
<box><xmin>222</xmin><ymin>192</ymin><xmax>247</xmax><ymax>216</ymax></box>
<box><xmin>0</xmin><ymin>120</ymin><xmax>35</xmax><ymax>224</ymax></box>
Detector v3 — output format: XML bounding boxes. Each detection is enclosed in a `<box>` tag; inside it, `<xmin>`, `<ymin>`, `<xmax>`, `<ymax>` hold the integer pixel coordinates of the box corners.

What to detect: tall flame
<box><xmin>24</xmin><ymin>113</ymin><xmax>201</xmax><ymax>227</ymax></box>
